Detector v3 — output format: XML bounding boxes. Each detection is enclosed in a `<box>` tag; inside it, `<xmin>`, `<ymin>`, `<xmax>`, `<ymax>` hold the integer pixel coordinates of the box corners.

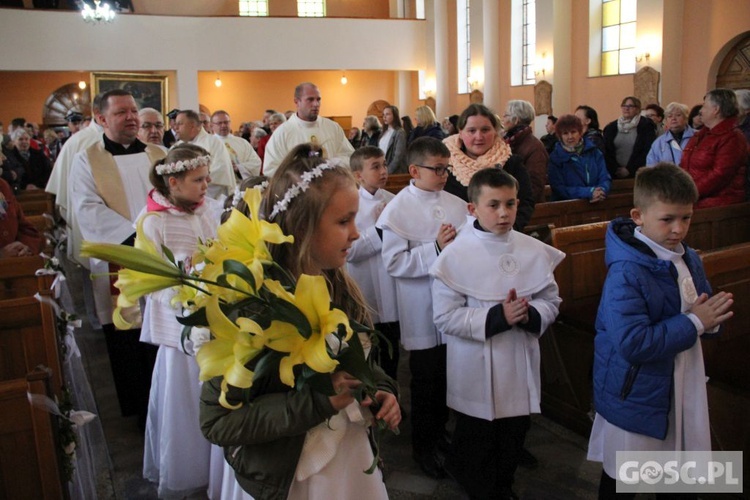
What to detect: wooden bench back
<box><xmin>683</xmin><ymin>202</ymin><xmax>750</xmax><ymax>252</ymax></box>
<box><xmin>529</xmin><ymin>193</ymin><xmax>633</xmax><ymax>229</ymax></box>
<box><xmin>385</xmin><ymin>173</ymin><xmax>411</xmax><ymax>194</ymax></box>
<box><xmin>0</xmin><ymin>369</ymin><xmax>64</xmax><ymax>499</ymax></box>
<box><xmin>699</xmin><ymin>242</ymin><xmax>750</xmax><ymax>391</ymax></box>
<box><xmin>551</xmin><ymin>221</ymin><xmax>609</xmax><ymax>327</ymax></box>
<box><xmin>0</xmin><ymin>293</ymin><xmax>63</xmax><ymax>396</ymax></box>
<box><xmin>0</xmin><ymin>256</ymin><xmax>51</xmax><ymax>297</ymax></box>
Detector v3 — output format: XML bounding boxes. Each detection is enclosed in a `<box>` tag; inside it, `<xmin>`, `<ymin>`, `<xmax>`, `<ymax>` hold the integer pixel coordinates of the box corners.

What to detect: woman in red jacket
<box><xmin>681</xmin><ymin>88</ymin><xmax>748</xmax><ymax>208</ymax></box>
<box><xmin>0</xmin><ymin>178</ymin><xmax>44</xmax><ymax>257</ymax></box>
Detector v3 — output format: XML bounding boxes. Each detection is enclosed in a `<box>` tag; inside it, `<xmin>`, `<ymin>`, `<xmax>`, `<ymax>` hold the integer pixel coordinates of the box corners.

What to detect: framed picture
<box><xmin>92</xmin><ymin>72</ymin><xmax>169</xmax><ymax>117</ymax></box>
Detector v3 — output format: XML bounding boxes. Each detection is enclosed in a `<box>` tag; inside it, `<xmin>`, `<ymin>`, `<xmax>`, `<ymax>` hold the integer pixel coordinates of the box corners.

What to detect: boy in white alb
<box><xmin>346</xmin><ymin>146</ymin><xmax>401</xmax><ymax>380</ymax></box>
<box><xmin>377</xmin><ymin>137</ymin><xmax>467</xmax><ymax>478</ymax></box>
<box><xmin>431</xmin><ymin>167</ymin><xmax>564</xmax><ymax>499</ymax></box>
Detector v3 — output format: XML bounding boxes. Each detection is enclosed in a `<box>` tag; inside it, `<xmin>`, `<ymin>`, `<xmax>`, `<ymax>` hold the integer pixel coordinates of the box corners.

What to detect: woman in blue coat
<box><xmin>547</xmin><ymin>114</ymin><xmax>611</xmax><ymax>202</ymax></box>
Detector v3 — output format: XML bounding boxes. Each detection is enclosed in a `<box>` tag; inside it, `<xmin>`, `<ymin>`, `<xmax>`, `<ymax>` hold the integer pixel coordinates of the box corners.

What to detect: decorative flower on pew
<box><xmin>80</xmin><ymin>188</ymin><xmax>390</xmax><ymax>450</ymax></box>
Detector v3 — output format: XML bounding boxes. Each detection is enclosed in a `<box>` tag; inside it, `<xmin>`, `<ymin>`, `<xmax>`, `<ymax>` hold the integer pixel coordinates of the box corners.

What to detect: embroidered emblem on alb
<box><xmin>498</xmin><ymin>254</ymin><xmax>520</xmax><ymax>276</ymax></box>
<box><xmin>680</xmin><ymin>276</ymin><xmax>698</xmax><ymax>304</ymax></box>
<box><xmin>431</xmin><ymin>205</ymin><xmax>446</xmax><ymax>221</ymax></box>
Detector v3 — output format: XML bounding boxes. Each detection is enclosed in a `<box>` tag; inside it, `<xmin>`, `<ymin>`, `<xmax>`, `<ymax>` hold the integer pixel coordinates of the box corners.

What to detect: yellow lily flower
<box><xmin>264</xmin><ymin>274</ymin><xmax>353</xmax><ymax>387</ymax></box>
<box><xmin>294</xmin><ymin>274</ymin><xmax>353</xmax><ymax>343</ymax></box>
<box><xmin>205</xmin><ymin>188</ymin><xmax>293</xmax><ymax>289</ymax></box>
<box><xmin>196</xmin><ymin>295</ymin><xmax>266</xmax><ymax>408</ymax></box>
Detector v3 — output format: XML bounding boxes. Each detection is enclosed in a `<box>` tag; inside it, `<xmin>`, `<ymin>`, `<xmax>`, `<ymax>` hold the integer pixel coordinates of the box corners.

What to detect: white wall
<box><xmin>0</xmin><ymin>9</ymin><xmax>426</xmax><ymax>109</ymax></box>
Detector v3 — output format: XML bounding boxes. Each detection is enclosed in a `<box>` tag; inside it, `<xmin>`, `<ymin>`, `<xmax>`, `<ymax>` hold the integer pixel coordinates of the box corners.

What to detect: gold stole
<box><xmin>86</xmin><ymin>142</ymin><xmax>166</xmax><ymax>219</ymax></box>
<box><xmin>85</xmin><ymin>142</ymin><xmax>166</xmax><ymax>329</ymax></box>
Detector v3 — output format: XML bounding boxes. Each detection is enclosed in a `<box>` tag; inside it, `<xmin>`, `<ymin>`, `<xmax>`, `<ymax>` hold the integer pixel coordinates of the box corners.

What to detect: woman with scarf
<box><xmin>501</xmin><ymin>100</ymin><xmax>549</xmax><ymax>202</ymax></box>
<box><xmin>603</xmin><ymin>96</ymin><xmax>657</xmax><ymax>179</ymax></box>
<box><xmin>547</xmin><ymin>114</ymin><xmax>611</xmax><ymax>201</ymax></box>
<box><xmin>6</xmin><ymin>128</ymin><xmax>52</xmax><ymax>190</ymax></box>
<box><xmin>443</xmin><ymin>103</ymin><xmax>535</xmax><ymax>231</ymax></box>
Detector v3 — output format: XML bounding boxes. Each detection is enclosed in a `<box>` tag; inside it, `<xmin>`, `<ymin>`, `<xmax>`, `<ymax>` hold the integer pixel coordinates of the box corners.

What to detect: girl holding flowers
<box><xmin>199</xmin><ymin>144</ymin><xmax>401</xmax><ymax>499</ymax></box>
<box><xmin>139</xmin><ymin>144</ymin><xmax>221</xmax><ymax>498</ymax></box>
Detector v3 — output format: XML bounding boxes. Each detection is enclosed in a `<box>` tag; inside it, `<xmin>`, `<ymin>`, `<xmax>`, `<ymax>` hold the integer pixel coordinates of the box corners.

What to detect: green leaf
<box><xmin>177</xmin><ymin>307</ymin><xmax>207</xmax><ymax>326</ymax></box>
<box><xmin>267</xmin><ymin>294</ymin><xmax>312</xmax><ymax>339</ymax></box>
<box><xmin>336</xmin><ymin>332</ymin><xmax>375</xmax><ymax>387</ymax></box>
<box><xmin>299</xmin><ymin>370</ymin><xmax>335</xmax><ymax>396</ymax></box>
<box><xmin>161</xmin><ymin>244</ymin><xmax>176</xmax><ymax>265</ymax></box>
<box><xmin>223</xmin><ymin>259</ymin><xmax>258</xmax><ymax>294</ymax></box>
<box><xmin>180</xmin><ymin>324</ymin><xmax>192</xmax><ymax>354</ymax></box>
<box><xmin>252</xmin><ymin>350</ymin><xmax>284</xmax><ymax>382</ymax></box>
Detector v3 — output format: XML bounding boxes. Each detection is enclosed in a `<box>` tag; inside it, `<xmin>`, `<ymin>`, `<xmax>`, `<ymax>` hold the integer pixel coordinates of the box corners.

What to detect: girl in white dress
<box><xmin>200</xmin><ymin>143</ymin><xmax>402</xmax><ymax>500</ymax></box>
<box><xmin>140</xmin><ymin>144</ymin><xmax>221</xmax><ymax>498</ymax></box>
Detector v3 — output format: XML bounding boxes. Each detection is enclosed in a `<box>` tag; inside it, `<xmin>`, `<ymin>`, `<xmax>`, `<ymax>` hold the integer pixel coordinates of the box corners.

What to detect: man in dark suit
<box><xmin>162</xmin><ymin>108</ymin><xmax>180</xmax><ymax>148</ymax></box>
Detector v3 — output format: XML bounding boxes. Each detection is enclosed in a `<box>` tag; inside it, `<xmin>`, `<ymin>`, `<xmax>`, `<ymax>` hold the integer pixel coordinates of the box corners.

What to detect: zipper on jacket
<box><xmin>619</xmin><ymin>365</ymin><xmax>640</xmax><ymax>400</ymax></box>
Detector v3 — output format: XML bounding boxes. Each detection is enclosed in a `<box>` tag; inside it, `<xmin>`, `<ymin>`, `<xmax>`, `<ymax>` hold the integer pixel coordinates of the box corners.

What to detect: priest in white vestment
<box><xmin>69</xmin><ymin>89</ymin><xmax>166</xmax><ymax>423</ymax></box>
<box><xmin>211</xmin><ymin>110</ymin><xmax>261</xmax><ymax>180</ymax></box>
<box><xmin>263</xmin><ymin>82</ymin><xmax>354</xmax><ymax>177</ymax></box>
<box><xmin>46</xmin><ymin>96</ymin><xmax>104</xmax><ymax>266</ymax></box>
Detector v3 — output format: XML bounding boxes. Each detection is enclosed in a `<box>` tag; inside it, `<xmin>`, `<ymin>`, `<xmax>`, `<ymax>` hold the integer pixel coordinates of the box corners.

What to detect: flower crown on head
<box><xmin>223</xmin><ymin>181</ymin><xmax>269</xmax><ymax>213</ymax></box>
<box><xmin>155</xmin><ymin>154</ymin><xmax>211</xmax><ymax>176</ymax></box>
<box><xmin>269</xmin><ymin>160</ymin><xmax>342</xmax><ymax>220</ymax></box>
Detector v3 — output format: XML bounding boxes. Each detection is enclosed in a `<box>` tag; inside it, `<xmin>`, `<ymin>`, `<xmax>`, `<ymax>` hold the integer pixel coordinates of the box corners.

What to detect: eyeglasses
<box><xmin>212</xmin><ymin>120</ymin><xmax>230</xmax><ymax>126</ymax></box>
<box><xmin>415</xmin><ymin>164</ymin><xmax>452</xmax><ymax>176</ymax></box>
<box><xmin>140</xmin><ymin>122</ymin><xmax>164</xmax><ymax>130</ymax></box>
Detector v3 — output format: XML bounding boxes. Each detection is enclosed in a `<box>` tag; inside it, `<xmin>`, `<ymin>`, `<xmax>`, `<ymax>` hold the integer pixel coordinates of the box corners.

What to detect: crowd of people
<box><xmin>1</xmin><ymin>82</ymin><xmax>748</xmax><ymax>499</ymax></box>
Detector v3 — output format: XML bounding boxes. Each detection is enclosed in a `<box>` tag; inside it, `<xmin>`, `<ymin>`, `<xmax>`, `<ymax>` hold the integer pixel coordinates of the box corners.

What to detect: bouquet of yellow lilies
<box><xmin>80</xmin><ymin>188</ymin><xmax>388</xmax><ymax>424</ymax></box>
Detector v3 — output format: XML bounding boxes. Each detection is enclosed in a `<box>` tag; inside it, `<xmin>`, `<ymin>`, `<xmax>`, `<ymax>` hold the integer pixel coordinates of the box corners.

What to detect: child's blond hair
<box><xmin>263</xmin><ymin>143</ymin><xmax>371</xmax><ymax>325</ymax></box>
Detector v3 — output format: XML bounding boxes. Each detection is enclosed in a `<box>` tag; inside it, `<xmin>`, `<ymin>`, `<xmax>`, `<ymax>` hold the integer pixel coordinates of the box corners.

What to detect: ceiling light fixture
<box><xmin>81</xmin><ymin>0</ymin><xmax>116</xmax><ymax>24</ymax></box>
<box><xmin>340</xmin><ymin>73</ymin><xmax>348</xmax><ymax>85</ymax></box>
<box><xmin>215</xmin><ymin>73</ymin><xmax>222</xmax><ymax>88</ymax></box>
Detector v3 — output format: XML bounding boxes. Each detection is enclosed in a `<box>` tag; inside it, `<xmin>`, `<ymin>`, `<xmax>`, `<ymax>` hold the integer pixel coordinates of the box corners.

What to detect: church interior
<box><xmin>0</xmin><ymin>0</ymin><xmax>748</xmax><ymax>498</ymax></box>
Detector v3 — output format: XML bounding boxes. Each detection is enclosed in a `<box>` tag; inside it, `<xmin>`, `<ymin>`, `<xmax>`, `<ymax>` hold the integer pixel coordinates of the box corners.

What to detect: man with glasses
<box><xmin>137</xmin><ymin>108</ymin><xmax>167</xmax><ymax>147</ymax></box>
<box><xmin>211</xmin><ymin>110</ymin><xmax>261</xmax><ymax>179</ymax></box>
<box><xmin>174</xmin><ymin>109</ymin><xmax>235</xmax><ymax>198</ymax></box>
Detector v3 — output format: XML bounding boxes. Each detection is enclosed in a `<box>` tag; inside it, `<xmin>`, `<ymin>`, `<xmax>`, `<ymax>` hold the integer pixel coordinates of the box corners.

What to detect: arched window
<box><xmin>511</xmin><ymin>0</ymin><xmax>537</xmax><ymax>86</ymax></box>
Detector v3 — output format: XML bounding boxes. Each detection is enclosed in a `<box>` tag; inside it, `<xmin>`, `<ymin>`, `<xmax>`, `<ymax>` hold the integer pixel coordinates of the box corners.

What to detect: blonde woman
<box><xmin>409</xmin><ymin>105</ymin><xmax>446</xmax><ymax>144</ymax></box>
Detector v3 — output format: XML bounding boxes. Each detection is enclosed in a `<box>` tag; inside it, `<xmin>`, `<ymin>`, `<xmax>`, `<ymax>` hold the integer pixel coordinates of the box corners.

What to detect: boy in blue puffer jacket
<box><xmin>587</xmin><ymin>162</ymin><xmax>734</xmax><ymax>498</ymax></box>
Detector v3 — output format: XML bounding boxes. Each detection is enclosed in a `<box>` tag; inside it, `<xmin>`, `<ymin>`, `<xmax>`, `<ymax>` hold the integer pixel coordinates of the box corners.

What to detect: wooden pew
<box><xmin>385</xmin><ymin>173</ymin><xmax>411</xmax><ymax>195</ymax></box>
<box><xmin>539</xmin><ymin>221</ymin><xmax>608</xmax><ymax>435</ymax></box>
<box><xmin>528</xmin><ymin>193</ymin><xmax>633</xmax><ymax>230</ymax></box>
<box><xmin>27</xmin><ymin>214</ymin><xmax>54</xmax><ymax>236</ymax></box>
<box><xmin>609</xmin><ymin>178</ymin><xmax>634</xmax><ymax>196</ymax></box>
<box><xmin>0</xmin><ymin>255</ymin><xmax>50</xmax><ymax>297</ymax></box>
<box><xmin>541</xmin><ymin>205</ymin><xmax>750</xmax><ymax>436</ymax></box>
<box><xmin>0</xmin><ymin>293</ymin><xmax>64</xmax><ymax>397</ymax></box>
<box><xmin>0</xmin><ymin>369</ymin><xmax>65</xmax><ymax>499</ymax></box>
<box><xmin>699</xmin><ymin>242</ymin><xmax>750</xmax><ymax>391</ymax></box>
<box><xmin>17</xmin><ymin>192</ymin><xmax>54</xmax><ymax>217</ymax></box>
<box><xmin>683</xmin><ymin>202</ymin><xmax>750</xmax><ymax>252</ymax></box>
